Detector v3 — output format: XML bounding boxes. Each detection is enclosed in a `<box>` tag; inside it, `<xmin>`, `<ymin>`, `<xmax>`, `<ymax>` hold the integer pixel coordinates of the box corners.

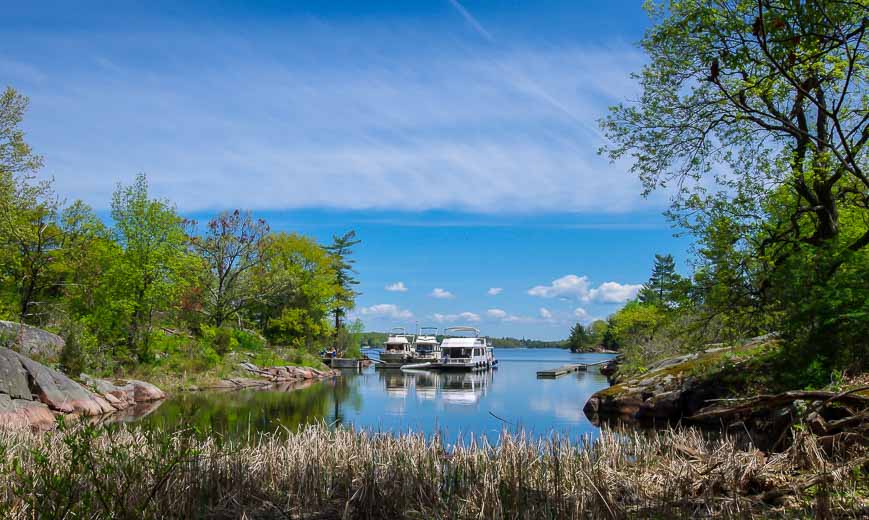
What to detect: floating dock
<box><xmin>536</xmin><ymin>359</ymin><xmax>611</xmax><ymax>378</ymax></box>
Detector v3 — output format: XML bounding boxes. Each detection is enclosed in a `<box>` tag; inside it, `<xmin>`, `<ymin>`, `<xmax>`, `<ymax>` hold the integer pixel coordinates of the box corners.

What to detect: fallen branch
<box><xmin>690</xmin><ymin>390</ymin><xmax>869</xmax><ymax>421</ymax></box>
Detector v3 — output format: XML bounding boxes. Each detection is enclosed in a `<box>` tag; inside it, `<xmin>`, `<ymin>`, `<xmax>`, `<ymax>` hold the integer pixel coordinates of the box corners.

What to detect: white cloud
<box><xmin>430</xmin><ymin>288</ymin><xmax>454</xmax><ymax>299</ymax></box>
<box><xmin>528</xmin><ymin>275</ymin><xmax>592</xmax><ymax>299</ymax></box>
<box><xmin>528</xmin><ymin>275</ymin><xmax>641</xmax><ymax>303</ymax></box>
<box><xmin>486</xmin><ymin>308</ymin><xmax>508</xmax><ymax>319</ymax></box>
<box><xmin>384</xmin><ymin>281</ymin><xmax>408</xmax><ymax>292</ymax></box>
<box><xmin>539</xmin><ymin>307</ymin><xmax>553</xmax><ymax>320</ymax></box>
<box><xmin>487</xmin><ymin>287</ymin><xmax>503</xmax><ymax>296</ymax></box>
<box><xmin>574</xmin><ymin>307</ymin><xmax>590</xmax><ymax>321</ymax></box>
<box><xmin>358</xmin><ymin>304</ymin><xmax>413</xmax><ymax>320</ymax></box>
<box><xmin>587</xmin><ymin>281</ymin><xmax>643</xmax><ymax>303</ymax></box>
<box><xmin>433</xmin><ymin>311</ymin><xmax>481</xmax><ymax>323</ymax></box>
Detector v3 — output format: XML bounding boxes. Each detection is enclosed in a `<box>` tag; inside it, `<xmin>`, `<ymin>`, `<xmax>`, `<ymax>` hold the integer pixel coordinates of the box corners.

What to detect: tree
<box><xmin>638</xmin><ymin>253</ymin><xmax>689</xmax><ymax>308</ymax></box>
<box><xmin>191</xmin><ymin>210</ymin><xmax>269</xmax><ymax>327</ymax></box>
<box><xmin>110</xmin><ymin>174</ymin><xmax>191</xmax><ymax>360</ymax></box>
<box><xmin>0</xmin><ymin>87</ymin><xmax>42</xmax><ymax>178</ymax></box>
<box><xmin>567</xmin><ymin>323</ymin><xmax>590</xmax><ymax>352</ymax></box>
<box><xmin>253</xmin><ymin>232</ymin><xmax>338</xmax><ymax>349</ymax></box>
<box><xmin>602</xmin><ymin>1</ymin><xmax>869</xmax><ymax>357</ymax></box>
<box><xmin>0</xmin><ymin>88</ymin><xmax>61</xmax><ymax>323</ymax></box>
<box><xmin>0</xmin><ymin>175</ymin><xmax>61</xmax><ymax>323</ymax></box>
<box><xmin>324</xmin><ymin>230</ymin><xmax>361</xmax><ymax>332</ymax></box>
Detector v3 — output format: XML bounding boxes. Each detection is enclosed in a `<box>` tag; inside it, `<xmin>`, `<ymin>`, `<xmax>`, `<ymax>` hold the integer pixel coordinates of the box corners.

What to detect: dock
<box><xmin>536</xmin><ymin>359</ymin><xmax>611</xmax><ymax>378</ymax></box>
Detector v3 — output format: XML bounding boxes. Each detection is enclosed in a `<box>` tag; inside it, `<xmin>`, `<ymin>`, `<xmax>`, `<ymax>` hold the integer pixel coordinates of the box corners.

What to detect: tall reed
<box><xmin>0</xmin><ymin>422</ymin><xmax>864</xmax><ymax>519</ymax></box>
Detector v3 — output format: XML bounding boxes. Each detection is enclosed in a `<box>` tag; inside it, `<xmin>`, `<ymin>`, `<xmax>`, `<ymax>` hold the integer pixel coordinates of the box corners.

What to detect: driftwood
<box><xmin>690</xmin><ymin>388</ymin><xmax>869</xmax><ymax>421</ymax></box>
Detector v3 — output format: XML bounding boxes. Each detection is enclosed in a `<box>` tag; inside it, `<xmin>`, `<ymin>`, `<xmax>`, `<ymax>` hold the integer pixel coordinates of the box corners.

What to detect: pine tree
<box><xmin>567</xmin><ymin>323</ymin><xmax>589</xmax><ymax>352</ymax></box>
<box><xmin>638</xmin><ymin>253</ymin><xmax>682</xmax><ymax>307</ymax></box>
<box><xmin>325</xmin><ymin>230</ymin><xmax>361</xmax><ymax>332</ymax></box>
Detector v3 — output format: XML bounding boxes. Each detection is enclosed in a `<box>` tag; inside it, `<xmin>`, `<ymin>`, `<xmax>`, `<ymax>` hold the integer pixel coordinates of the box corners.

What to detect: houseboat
<box><xmin>412</xmin><ymin>326</ymin><xmax>441</xmax><ymax>362</ymax></box>
<box><xmin>379</xmin><ymin>327</ymin><xmax>415</xmax><ymax>364</ymax></box>
<box><xmin>432</xmin><ymin>326</ymin><xmax>495</xmax><ymax>371</ymax></box>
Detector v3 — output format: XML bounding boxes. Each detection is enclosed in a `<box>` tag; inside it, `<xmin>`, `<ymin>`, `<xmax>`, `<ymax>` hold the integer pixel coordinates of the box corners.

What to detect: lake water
<box><xmin>130</xmin><ymin>348</ymin><xmax>615</xmax><ymax>444</ymax></box>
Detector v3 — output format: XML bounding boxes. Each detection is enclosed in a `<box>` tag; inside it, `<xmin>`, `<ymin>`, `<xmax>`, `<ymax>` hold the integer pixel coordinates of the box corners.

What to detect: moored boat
<box><xmin>411</xmin><ymin>326</ymin><xmax>441</xmax><ymax>362</ymax></box>
<box><xmin>431</xmin><ymin>326</ymin><xmax>495</xmax><ymax>371</ymax></box>
<box><xmin>379</xmin><ymin>327</ymin><xmax>415</xmax><ymax>364</ymax></box>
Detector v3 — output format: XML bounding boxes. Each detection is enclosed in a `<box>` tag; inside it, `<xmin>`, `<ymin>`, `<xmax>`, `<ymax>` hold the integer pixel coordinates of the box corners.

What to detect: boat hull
<box><xmin>379</xmin><ymin>352</ymin><xmax>413</xmax><ymax>364</ymax></box>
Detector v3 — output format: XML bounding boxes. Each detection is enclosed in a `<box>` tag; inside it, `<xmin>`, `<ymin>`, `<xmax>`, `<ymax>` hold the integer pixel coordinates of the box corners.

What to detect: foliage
<box><xmin>255</xmin><ymin>232</ymin><xmax>338</xmax><ymax>351</ymax></box>
<box><xmin>191</xmin><ymin>209</ymin><xmax>269</xmax><ymax>327</ymax></box>
<box><xmin>567</xmin><ymin>322</ymin><xmax>590</xmax><ymax>352</ymax></box>
<box><xmin>110</xmin><ymin>174</ymin><xmax>193</xmax><ymax>361</ymax></box>
<box><xmin>602</xmin><ymin>0</ymin><xmax>869</xmax><ymax>373</ymax></box>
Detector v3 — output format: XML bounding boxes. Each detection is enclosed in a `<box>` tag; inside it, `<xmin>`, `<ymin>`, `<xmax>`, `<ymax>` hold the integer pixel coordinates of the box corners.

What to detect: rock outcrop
<box><xmin>584</xmin><ymin>336</ymin><xmax>780</xmax><ymax>423</ymax></box>
<box><xmin>238</xmin><ymin>362</ymin><xmax>337</xmax><ymax>383</ymax></box>
<box><xmin>0</xmin><ymin>321</ymin><xmax>65</xmax><ymax>362</ymax></box>
<box><xmin>0</xmin><ymin>347</ymin><xmax>165</xmax><ymax>429</ymax></box>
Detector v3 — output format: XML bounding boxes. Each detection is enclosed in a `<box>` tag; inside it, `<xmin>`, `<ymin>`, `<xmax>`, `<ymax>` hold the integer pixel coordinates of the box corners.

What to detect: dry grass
<box><xmin>0</xmin><ymin>422</ymin><xmax>866</xmax><ymax>519</ymax></box>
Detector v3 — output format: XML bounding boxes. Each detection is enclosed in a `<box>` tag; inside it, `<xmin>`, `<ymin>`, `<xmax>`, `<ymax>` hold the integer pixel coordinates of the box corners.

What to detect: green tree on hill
<box><xmin>110</xmin><ymin>174</ymin><xmax>192</xmax><ymax>360</ymax></box>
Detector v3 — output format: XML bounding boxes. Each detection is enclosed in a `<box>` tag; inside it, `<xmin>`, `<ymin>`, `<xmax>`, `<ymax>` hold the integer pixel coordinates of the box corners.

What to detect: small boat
<box><xmin>411</xmin><ymin>326</ymin><xmax>441</xmax><ymax>362</ymax></box>
<box><xmin>401</xmin><ymin>361</ymin><xmax>432</xmax><ymax>371</ymax></box>
<box><xmin>379</xmin><ymin>327</ymin><xmax>415</xmax><ymax>365</ymax></box>
<box><xmin>431</xmin><ymin>326</ymin><xmax>495</xmax><ymax>371</ymax></box>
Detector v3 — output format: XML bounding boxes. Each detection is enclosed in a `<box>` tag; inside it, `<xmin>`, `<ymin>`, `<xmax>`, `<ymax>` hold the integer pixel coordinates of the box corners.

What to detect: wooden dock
<box><xmin>536</xmin><ymin>359</ymin><xmax>611</xmax><ymax>378</ymax></box>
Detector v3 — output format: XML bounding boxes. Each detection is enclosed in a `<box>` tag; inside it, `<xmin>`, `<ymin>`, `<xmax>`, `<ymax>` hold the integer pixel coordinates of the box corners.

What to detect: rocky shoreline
<box><xmin>583</xmin><ymin>341</ymin><xmax>770</xmax><ymax>424</ymax></box>
<box><xmin>190</xmin><ymin>362</ymin><xmax>338</xmax><ymax>391</ymax></box>
<box><xmin>0</xmin><ymin>347</ymin><xmax>166</xmax><ymax>429</ymax></box>
<box><xmin>1</xmin><ymin>351</ymin><xmax>341</xmax><ymax>429</ymax></box>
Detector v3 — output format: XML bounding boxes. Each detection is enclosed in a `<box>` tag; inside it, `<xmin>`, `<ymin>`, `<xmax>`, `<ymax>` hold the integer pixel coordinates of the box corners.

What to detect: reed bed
<box><xmin>0</xmin><ymin>422</ymin><xmax>865</xmax><ymax>519</ymax></box>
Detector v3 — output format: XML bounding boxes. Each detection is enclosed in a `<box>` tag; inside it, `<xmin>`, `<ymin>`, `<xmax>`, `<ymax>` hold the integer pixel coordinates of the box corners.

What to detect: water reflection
<box><xmin>127</xmin><ymin>349</ymin><xmax>616</xmax><ymax>444</ymax></box>
<box><xmin>378</xmin><ymin>369</ymin><xmax>492</xmax><ymax>406</ymax></box>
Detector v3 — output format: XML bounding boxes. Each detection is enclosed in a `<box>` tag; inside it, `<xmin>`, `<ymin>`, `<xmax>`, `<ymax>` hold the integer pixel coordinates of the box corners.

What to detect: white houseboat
<box><xmin>433</xmin><ymin>326</ymin><xmax>495</xmax><ymax>371</ymax></box>
<box><xmin>379</xmin><ymin>327</ymin><xmax>415</xmax><ymax>364</ymax></box>
<box><xmin>412</xmin><ymin>327</ymin><xmax>441</xmax><ymax>362</ymax></box>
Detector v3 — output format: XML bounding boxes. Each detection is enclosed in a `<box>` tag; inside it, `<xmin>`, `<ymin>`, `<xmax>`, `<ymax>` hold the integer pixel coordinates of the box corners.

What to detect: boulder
<box><xmin>0</xmin><ymin>321</ymin><xmax>65</xmax><ymax>361</ymax></box>
<box><xmin>14</xmin><ymin>351</ymin><xmax>111</xmax><ymax>416</ymax></box>
<box><xmin>123</xmin><ymin>380</ymin><xmax>166</xmax><ymax>402</ymax></box>
<box><xmin>0</xmin><ymin>348</ymin><xmax>167</xmax><ymax>429</ymax></box>
<box><xmin>0</xmin><ymin>394</ymin><xmax>55</xmax><ymax>429</ymax></box>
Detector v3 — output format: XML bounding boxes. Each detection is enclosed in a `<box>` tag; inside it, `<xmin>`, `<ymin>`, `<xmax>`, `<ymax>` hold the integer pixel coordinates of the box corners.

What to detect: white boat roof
<box><xmin>441</xmin><ymin>337</ymin><xmax>484</xmax><ymax>348</ymax></box>
<box><xmin>386</xmin><ymin>336</ymin><xmax>410</xmax><ymax>345</ymax></box>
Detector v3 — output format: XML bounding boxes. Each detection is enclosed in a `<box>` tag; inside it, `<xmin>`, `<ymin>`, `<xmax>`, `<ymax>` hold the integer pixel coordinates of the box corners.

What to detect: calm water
<box><xmin>130</xmin><ymin>348</ymin><xmax>614</xmax><ymax>443</ymax></box>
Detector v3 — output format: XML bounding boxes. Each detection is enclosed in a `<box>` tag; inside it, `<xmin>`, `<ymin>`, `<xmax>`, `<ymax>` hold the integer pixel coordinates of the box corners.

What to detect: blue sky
<box><xmin>2</xmin><ymin>1</ymin><xmax>691</xmax><ymax>339</ymax></box>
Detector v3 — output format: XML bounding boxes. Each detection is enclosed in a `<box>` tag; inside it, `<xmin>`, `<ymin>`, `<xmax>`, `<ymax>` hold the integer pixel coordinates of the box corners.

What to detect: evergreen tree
<box><xmin>567</xmin><ymin>323</ymin><xmax>589</xmax><ymax>352</ymax></box>
<box><xmin>324</xmin><ymin>230</ymin><xmax>361</xmax><ymax>332</ymax></box>
<box><xmin>638</xmin><ymin>254</ymin><xmax>683</xmax><ymax>307</ymax></box>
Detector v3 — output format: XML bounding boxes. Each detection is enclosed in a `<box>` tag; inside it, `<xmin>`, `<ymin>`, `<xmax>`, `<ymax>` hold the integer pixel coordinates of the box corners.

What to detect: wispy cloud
<box><xmin>385</xmin><ymin>281</ymin><xmax>408</xmax><ymax>292</ymax></box>
<box><xmin>430</xmin><ymin>288</ymin><xmax>455</xmax><ymax>299</ymax></box>
<box><xmin>4</xmin><ymin>18</ymin><xmax>651</xmax><ymax>214</ymax></box>
<box><xmin>447</xmin><ymin>0</ymin><xmax>494</xmax><ymax>42</ymax></box>
<box><xmin>487</xmin><ymin>287</ymin><xmax>503</xmax><ymax>296</ymax></box>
